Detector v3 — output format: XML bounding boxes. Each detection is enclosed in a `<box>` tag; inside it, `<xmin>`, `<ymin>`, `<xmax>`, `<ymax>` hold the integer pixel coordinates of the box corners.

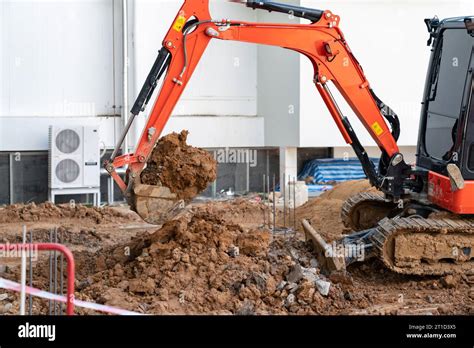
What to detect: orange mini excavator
<box><xmin>105</xmin><ymin>0</ymin><xmax>474</xmax><ymax>275</ymax></box>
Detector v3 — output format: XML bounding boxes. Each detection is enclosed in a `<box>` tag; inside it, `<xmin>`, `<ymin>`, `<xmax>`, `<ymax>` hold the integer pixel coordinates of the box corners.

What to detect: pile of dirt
<box><xmin>0</xmin><ymin>203</ymin><xmax>137</xmax><ymax>224</ymax></box>
<box><xmin>319</xmin><ymin>179</ymin><xmax>375</xmax><ymax>200</ymax></box>
<box><xmin>293</xmin><ymin>180</ymin><xmax>376</xmax><ymax>241</ymax></box>
<box><xmin>3</xmin><ymin>183</ymin><xmax>474</xmax><ymax>316</ymax></box>
<box><xmin>1</xmin><ymin>226</ymin><xmax>107</xmax><ymax>249</ymax></box>
<box><xmin>74</xmin><ymin>210</ymin><xmax>348</xmax><ymax>315</ymax></box>
<box><xmin>141</xmin><ymin>131</ymin><xmax>217</xmax><ymax>201</ymax></box>
<box><xmin>194</xmin><ymin>198</ymin><xmax>269</xmax><ymax>226</ymax></box>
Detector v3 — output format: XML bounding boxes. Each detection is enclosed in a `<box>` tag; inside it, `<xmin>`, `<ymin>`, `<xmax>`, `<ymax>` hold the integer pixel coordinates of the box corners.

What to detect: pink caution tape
<box><xmin>0</xmin><ymin>277</ymin><xmax>143</xmax><ymax>316</ymax></box>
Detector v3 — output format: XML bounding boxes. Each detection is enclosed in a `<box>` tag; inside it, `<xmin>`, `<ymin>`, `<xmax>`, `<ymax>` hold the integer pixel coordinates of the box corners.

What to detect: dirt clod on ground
<box><xmin>292</xmin><ymin>180</ymin><xmax>376</xmax><ymax>241</ymax></box>
<box><xmin>193</xmin><ymin>198</ymin><xmax>270</xmax><ymax>226</ymax></box>
<box><xmin>75</xmin><ymin>209</ymin><xmax>344</xmax><ymax>315</ymax></box>
<box><xmin>141</xmin><ymin>131</ymin><xmax>217</xmax><ymax>201</ymax></box>
<box><xmin>0</xmin><ymin>203</ymin><xmax>137</xmax><ymax>224</ymax></box>
<box><xmin>319</xmin><ymin>179</ymin><xmax>374</xmax><ymax>201</ymax></box>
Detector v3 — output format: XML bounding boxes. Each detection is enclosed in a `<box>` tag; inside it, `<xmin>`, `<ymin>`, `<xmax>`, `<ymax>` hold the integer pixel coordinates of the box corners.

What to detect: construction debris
<box><xmin>0</xmin><ymin>178</ymin><xmax>473</xmax><ymax>315</ymax></box>
<box><xmin>0</xmin><ymin>203</ymin><xmax>137</xmax><ymax>224</ymax></box>
<box><xmin>73</xmin><ymin>210</ymin><xmax>341</xmax><ymax>315</ymax></box>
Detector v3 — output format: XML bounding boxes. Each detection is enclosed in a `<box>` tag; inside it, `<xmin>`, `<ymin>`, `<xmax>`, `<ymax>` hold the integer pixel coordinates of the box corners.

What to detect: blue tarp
<box><xmin>307</xmin><ymin>184</ymin><xmax>334</xmax><ymax>193</ymax></box>
<box><xmin>299</xmin><ymin>158</ymin><xmax>379</xmax><ymax>184</ymax></box>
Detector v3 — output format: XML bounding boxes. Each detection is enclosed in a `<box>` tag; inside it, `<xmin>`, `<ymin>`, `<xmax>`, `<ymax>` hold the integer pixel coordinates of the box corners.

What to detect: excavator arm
<box><xmin>105</xmin><ymin>0</ymin><xmax>413</xmax><ymax>223</ymax></box>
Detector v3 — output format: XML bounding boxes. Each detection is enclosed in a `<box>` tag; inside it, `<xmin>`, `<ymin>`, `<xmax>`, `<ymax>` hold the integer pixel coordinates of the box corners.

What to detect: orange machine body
<box><xmin>428</xmin><ymin>171</ymin><xmax>474</xmax><ymax>214</ymax></box>
<box><xmin>110</xmin><ymin>0</ymin><xmax>400</xmax><ymax>193</ymax></box>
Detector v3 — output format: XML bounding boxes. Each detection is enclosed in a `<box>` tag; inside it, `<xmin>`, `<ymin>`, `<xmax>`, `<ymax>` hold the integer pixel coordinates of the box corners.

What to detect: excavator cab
<box><xmin>417</xmin><ymin>17</ymin><xmax>474</xmax><ymax>213</ymax></box>
<box><xmin>333</xmin><ymin>17</ymin><xmax>474</xmax><ymax>276</ymax></box>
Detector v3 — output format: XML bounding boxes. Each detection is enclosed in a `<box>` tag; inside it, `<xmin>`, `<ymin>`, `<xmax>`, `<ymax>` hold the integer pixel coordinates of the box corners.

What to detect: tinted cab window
<box><xmin>424</xmin><ymin>29</ymin><xmax>473</xmax><ymax>161</ymax></box>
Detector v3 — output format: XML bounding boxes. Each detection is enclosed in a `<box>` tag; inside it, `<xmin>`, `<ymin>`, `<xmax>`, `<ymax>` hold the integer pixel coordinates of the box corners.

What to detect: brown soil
<box><xmin>192</xmin><ymin>198</ymin><xmax>269</xmax><ymax>227</ymax></box>
<box><xmin>1</xmin><ymin>180</ymin><xmax>473</xmax><ymax>316</ymax></box>
<box><xmin>73</xmin><ymin>210</ymin><xmax>345</xmax><ymax>315</ymax></box>
<box><xmin>141</xmin><ymin>131</ymin><xmax>217</xmax><ymax>201</ymax></box>
<box><xmin>0</xmin><ymin>203</ymin><xmax>138</xmax><ymax>225</ymax></box>
<box><xmin>291</xmin><ymin>180</ymin><xmax>377</xmax><ymax>241</ymax></box>
<box><xmin>319</xmin><ymin>179</ymin><xmax>375</xmax><ymax>201</ymax></box>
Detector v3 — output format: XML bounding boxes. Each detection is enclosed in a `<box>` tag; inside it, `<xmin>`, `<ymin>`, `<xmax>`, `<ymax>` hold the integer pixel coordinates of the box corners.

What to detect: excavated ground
<box><xmin>0</xmin><ymin>181</ymin><xmax>472</xmax><ymax>315</ymax></box>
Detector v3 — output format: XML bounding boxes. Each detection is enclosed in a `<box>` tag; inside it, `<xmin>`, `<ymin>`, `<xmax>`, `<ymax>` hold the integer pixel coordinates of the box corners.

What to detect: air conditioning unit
<box><xmin>49</xmin><ymin>126</ymin><xmax>100</xmax><ymax>189</ymax></box>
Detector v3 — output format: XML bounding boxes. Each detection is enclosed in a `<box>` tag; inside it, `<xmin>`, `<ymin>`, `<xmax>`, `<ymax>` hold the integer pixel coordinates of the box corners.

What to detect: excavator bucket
<box><xmin>124</xmin><ymin>131</ymin><xmax>217</xmax><ymax>225</ymax></box>
<box><xmin>301</xmin><ymin>219</ymin><xmax>346</xmax><ymax>273</ymax></box>
<box><xmin>129</xmin><ymin>178</ymin><xmax>186</xmax><ymax>225</ymax></box>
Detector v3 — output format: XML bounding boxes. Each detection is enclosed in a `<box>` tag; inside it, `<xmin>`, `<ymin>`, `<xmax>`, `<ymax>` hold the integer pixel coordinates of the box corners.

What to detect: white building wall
<box><xmin>299</xmin><ymin>0</ymin><xmax>474</xmax><ymax>150</ymax></box>
<box><xmin>0</xmin><ymin>0</ymin><xmax>123</xmax><ymax>151</ymax></box>
<box><xmin>257</xmin><ymin>5</ymin><xmax>301</xmax><ymax>148</ymax></box>
<box><xmin>1</xmin><ymin>0</ymin><xmax>473</xmax><ymax>153</ymax></box>
<box><xmin>129</xmin><ymin>0</ymin><xmax>262</xmax><ymax>148</ymax></box>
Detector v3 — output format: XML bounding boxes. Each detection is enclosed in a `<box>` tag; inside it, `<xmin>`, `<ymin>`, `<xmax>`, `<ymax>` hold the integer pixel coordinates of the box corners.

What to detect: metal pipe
<box><xmin>19</xmin><ymin>226</ymin><xmax>27</xmax><ymax>315</ymax></box>
<box><xmin>110</xmin><ymin>113</ymin><xmax>136</xmax><ymax>162</ymax></box>
<box><xmin>272</xmin><ymin>175</ymin><xmax>276</xmax><ymax>233</ymax></box>
<box><xmin>294</xmin><ymin>177</ymin><xmax>297</xmax><ymax>233</ymax></box>
<box><xmin>283</xmin><ymin>173</ymin><xmax>286</xmax><ymax>229</ymax></box>
<box><xmin>48</xmin><ymin>230</ymin><xmax>53</xmax><ymax>315</ymax></box>
<box><xmin>29</xmin><ymin>229</ymin><xmax>33</xmax><ymax>315</ymax></box>
<box><xmin>9</xmin><ymin>154</ymin><xmax>13</xmax><ymax>205</ymax></box>
<box><xmin>266</xmin><ymin>175</ymin><xmax>270</xmax><ymax>229</ymax></box>
<box><xmin>54</xmin><ymin>228</ymin><xmax>58</xmax><ymax>315</ymax></box>
<box><xmin>60</xmin><ymin>230</ymin><xmax>64</xmax><ymax>315</ymax></box>
<box><xmin>122</xmin><ymin>0</ymin><xmax>129</xmax><ymax>155</ymax></box>
<box><xmin>2</xmin><ymin>243</ymin><xmax>76</xmax><ymax>315</ymax></box>
<box><xmin>262</xmin><ymin>175</ymin><xmax>266</xmax><ymax>227</ymax></box>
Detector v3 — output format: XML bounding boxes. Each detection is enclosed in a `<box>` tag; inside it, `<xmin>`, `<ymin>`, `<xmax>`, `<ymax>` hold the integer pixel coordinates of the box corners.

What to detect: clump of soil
<box><xmin>293</xmin><ymin>180</ymin><xmax>376</xmax><ymax>241</ymax></box>
<box><xmin>0</xmin><ymin>203</ymin><xmax>136</xmax><ymax>224</ymax></box>
<box><xmin>319</xmin><ymin>179</ymin><xmax>375</xmax><ymax>200</ymax></box>
<box><xmin>141</xmin><ymin>131</ymin><xmax>217</xmax><ymax>201</ymax></box>
<box><xmin>194</xmin><ymin>198</ymin><xmax>269</xmax><ymax>226</ymax></box>
<box><xmin>75</xmin><ymin>210</ymin><xmax>345</xmax><ymax>315</ymax></box>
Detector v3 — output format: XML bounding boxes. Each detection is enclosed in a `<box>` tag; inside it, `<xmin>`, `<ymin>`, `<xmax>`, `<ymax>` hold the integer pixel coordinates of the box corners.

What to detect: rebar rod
<box><xmin>29</xmin><ymin>229</ymin><xmax>33</xmax><ymax>315</ymax></box>
<box><xmin>48</xmin><ymin>230</ymin><xmax>53</xmax><ymax>315</ymax></box>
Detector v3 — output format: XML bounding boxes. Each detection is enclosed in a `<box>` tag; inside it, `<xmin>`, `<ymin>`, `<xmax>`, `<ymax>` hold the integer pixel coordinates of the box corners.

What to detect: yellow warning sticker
<box><xmin>371</xmin><ymin>122</ymin><xmax>384</xmax><ymax>136</ymax></box>
<box><xmin>172</xmin><ymin>16</ymin><xmax>187</xmax><ymax>32</ymax></box>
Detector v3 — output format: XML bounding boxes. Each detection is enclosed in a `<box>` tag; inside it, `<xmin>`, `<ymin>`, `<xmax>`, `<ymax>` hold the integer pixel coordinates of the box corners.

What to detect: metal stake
<box><xmin>60</xmin><ymin>230</ymin><xmax>64</xmax><ymax>315</ymax></box>
<box><xmin>272</xmin><ymin>175</ymin><xmax>276</xmax><ymax>233</ymax></box>
<box><xmin>283</xmin><ymin>173</ymin><xmax>286</xmax><ymax>229</ymax></box>
<box><xmin>293</xmin><ymin>177</ymin><xmax>297</xmax><ymax>234</ymax></box>
<box><xmin>266</xmin><ymin>175</ymin><xmax>271</xmax><ymax>229</ymax></box>
<box><xmin>262</xmin><ymin>175</ymin><xmax>266</xmax><ymax>227</ymax></box>
<box><xmin>48</xmin><ymin>230</ymin><xmax>53</xmax><ymax>315</ymax></box>
<box><xmin>29</xmin><ymin>229</ymin><xmax>33</xmax><ymax>315</ymax></box>
<box><xmin>19</xmin><ymin>226</ymin><xmax>27</xmax><ymax>315</ymax></box>
<box><xmin>54</xmin><ymin>228</ymin><xmax>58</xmax><ymax>315</ymax></box>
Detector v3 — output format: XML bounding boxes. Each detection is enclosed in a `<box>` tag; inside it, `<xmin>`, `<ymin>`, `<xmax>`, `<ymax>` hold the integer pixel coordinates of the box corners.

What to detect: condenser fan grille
<box><xmin>55</xmin><ymin>159</ymin><xmax>80</xmax><ymax>183</ymax></box>
<box><xmin>56</xmin><ymin>129</ymin><xmax>80</xmax><ymax>154</ymax></box>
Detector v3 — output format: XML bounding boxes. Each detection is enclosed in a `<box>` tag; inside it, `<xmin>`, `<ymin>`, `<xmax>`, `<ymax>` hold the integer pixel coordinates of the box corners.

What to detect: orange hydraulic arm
<box><xmin>106</xmin><ymin>0</ymin><xmax>408</xmax><ymax>198</ymax></box>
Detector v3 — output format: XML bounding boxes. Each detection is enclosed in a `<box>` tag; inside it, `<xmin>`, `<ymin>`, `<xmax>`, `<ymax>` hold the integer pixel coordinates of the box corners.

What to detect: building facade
<box><xmin>1</xmin><ymin>0</ymin><xmax>473</xmax><ymax>204</ymax></box>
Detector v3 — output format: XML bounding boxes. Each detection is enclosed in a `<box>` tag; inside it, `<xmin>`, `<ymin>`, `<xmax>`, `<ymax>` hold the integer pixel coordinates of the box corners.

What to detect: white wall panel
<box><xmin>0</xmin><ymin>0</ymin><xmax>118</xmax><ymax>118</ymax></box>
<box><xmin>300</xmin><ymin>0</ymin><xmax>474</xmax><ymax>148</ymax></box>
<box><xmin>131</xmin><ymin>0</ymin><xmax>257</xmax><ymax>117</ymax></box>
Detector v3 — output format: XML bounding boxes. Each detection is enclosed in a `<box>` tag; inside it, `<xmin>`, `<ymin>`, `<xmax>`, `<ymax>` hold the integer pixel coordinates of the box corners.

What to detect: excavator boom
<box><xmin>104</xmin><ymin>0</ymin><xmax>474</xmax><ymax>276</ymax></box>
<box><xmin>105</xmin><ymin>0</ymin><xmax>410</xmax><ymax>225</ymax></box>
